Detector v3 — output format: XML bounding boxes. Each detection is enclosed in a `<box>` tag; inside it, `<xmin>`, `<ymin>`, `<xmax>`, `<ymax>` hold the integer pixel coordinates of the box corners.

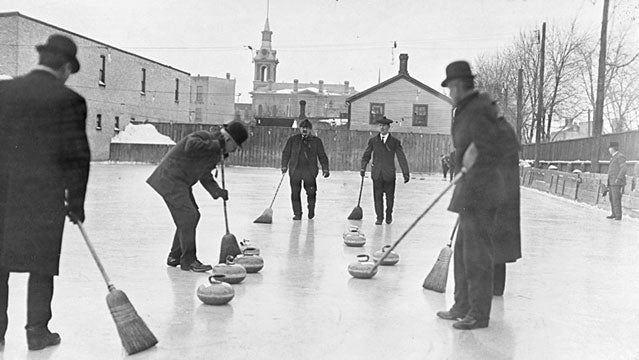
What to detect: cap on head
<box><xmin>36</xmin><ymin>34</ymin><xmax>80</xmax><ymax>73</ymax></box>
<box><xmin>223</xmin><ymin>121</ymin><xmax>249</xmax><ymax>148</ymax></box>
<box><xmin>377</xmin><ymin>116</ymin><xmax>393</xmax><ymax>125</ymax></box>
<box><xmin>441</xmin><ymin>60</ymin><xmax>474</xmax><ymax>87</ymax></box>
<box><xmin>299</xmin><ymin>119</ymin><xmax>312</xmax><ymax>129</ymax></box>
<box><xmin>609</xmin><ymin>141</ymin><xmax>619</xmax><ymax>149</ymax></box>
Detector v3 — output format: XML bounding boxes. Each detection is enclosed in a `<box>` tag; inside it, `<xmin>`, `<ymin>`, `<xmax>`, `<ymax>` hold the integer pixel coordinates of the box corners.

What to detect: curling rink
<box><xmin>2</xmin><ymin>163</ymin><xmax>638</xmax><ymax>359</ymax></box>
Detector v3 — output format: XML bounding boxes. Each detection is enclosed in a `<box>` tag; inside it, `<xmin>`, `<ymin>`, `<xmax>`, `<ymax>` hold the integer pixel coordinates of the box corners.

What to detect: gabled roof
<box><xmin>345</xmin><ymin>73</ymin><xmax>453</xmax><ymax>105</ymax></box>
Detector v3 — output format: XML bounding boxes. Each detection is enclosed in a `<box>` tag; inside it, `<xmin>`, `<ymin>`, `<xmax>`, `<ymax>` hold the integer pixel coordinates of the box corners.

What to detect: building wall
<box><xmin>349</xmin><ymin>78</ymin><xmax>452</xmax><ymax>134</ymax></box>
<box><xmin>0</xmin><ymin>13</ymin><xmax>191</xmax><ymax>160</ymax></box>
<box><xmin>252</xmin><ymin>93</ymin><xmax>349</xmax><ymax>119</ymax></box>
<box><xmin>190</xmin><ymin>75</ymin><xmax>235</xmax><ymax>124</ymax></box>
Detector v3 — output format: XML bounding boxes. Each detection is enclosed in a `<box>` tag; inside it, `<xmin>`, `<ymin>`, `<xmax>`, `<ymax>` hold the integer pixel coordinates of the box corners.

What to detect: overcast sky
<box><xmin>2</xmin><ymin>0</ymin><xmax>637</xmax><ymax>102</ymax></box>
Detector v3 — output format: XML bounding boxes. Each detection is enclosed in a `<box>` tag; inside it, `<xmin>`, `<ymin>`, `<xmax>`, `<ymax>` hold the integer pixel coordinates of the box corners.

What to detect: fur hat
<box><xmin>299</xmin><ymin>119</ymin><xmax>313</xmax><ymax>129</ymax></box>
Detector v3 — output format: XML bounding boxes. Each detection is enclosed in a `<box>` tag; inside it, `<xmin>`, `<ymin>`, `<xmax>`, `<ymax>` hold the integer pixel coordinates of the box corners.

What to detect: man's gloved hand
<box><xmin>66</xmin><ymin>200</ymin><xmax>85</xmax><ymax>224</ymax></box>
<box><xmin>360</xmin><ymin>169</ymin><xmax>365</xmax><ymax>177</ymax></box>
<box><xmin>403</xmin><ymin>174</ymin><xmax>410</xmax><ymax>183</ymax></box>
<box><xmin>212</xmin><ymin>188</ymin><xmax>229</xmax><ymax>201</ymax></box>
<box><xmin>323</xmin><ymin>170</ymin><xmax>330</xmax><ymax>178</ymax></box>
<box><xmin>281</xmin><ymin>167</ymin><xmax>287</xmax><ymax>174</ymax></box>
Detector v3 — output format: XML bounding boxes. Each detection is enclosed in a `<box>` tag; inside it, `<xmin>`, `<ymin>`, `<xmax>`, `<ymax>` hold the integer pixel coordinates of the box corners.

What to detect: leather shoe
<box><xmin>292</xmin><ymin>215</ymin><xmax>302</xmax><ymax>221</ymax></box>
<box><xmin>167</xmin><ymin>255</ymin><xmax>180</xmax><ymax>267</ymax></box>
<box><xmin>385</xmin><ymin>215</ymin><xmax>393</xmax><ymax>224</ymax></box>
<box><xmin>614</xmin><ymin>217</ymin><xmax>622</xmax><ymax>220</ymax></box>
<box><xmin>181</xmin><ymin>260</ymin><xmax>212</xmax><ymax>272</ymax></box>
<box><xmin>452</xmin><ymin>315</ymin><xmax>489</xmax><ymax>330</ymax></box>
<box><xmin>606</xmin><ymin>215</ymin><xmax>616</xmax><ymax>219</ymax></box>
<box><xmin>436</xmin><ymin>310</ymin><xmax>466</xmax><ymax>321</ymax></box>
<box><xmin>27</xmin><ymin>328</ymin><xmax>61</xmax><ymax>351</ymax></box>
<box><xmin>375</xmin><ymin>219</ymin><xmax>383</xmax><ymax>225</ymax></box>
<box><xmin>308</xmin><ymin>209</ymin><xmax>315</xmax><ymax>219</ymax></box>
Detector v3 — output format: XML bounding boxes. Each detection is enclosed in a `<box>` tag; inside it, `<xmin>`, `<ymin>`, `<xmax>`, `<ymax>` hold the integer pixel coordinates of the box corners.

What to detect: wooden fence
<box><xmin>521</xmin><ymin>130</ymin><xmax>639</xmax><ymax>162</ymax></box>
<box><xmin>146</xmin><ymin>122</ymin><xmax>453</xmax><ymax>173</ymax></box>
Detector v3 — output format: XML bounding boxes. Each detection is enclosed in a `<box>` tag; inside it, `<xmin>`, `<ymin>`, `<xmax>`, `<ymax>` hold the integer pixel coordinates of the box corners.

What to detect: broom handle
<box><xmin>448</xmin><ymin>216</ymin><xmax>460</xmax><ymax>247</ymax></box>
<box><xmin>356</xmin><ymin>175</ymin><xmax>364</xmax><ymax>206</ymax></box>
<box><xmin>74</xmin><ymin>219</ymin><xmax>114</xmax><ymax>290</ymax></box>
<box><xmin>220</xmin><ymin>159</ymin><xmax>230</xmax><ymax>234</ymax></box>
<box><xmin>268</xmin><ymin>173</ymin><xmax>286</xmax><ymax>209</ymax></box>
<box><xmin>370</xmin><ymin>169</ymin><xmax>466</xmax><ymax>273</ymax></box>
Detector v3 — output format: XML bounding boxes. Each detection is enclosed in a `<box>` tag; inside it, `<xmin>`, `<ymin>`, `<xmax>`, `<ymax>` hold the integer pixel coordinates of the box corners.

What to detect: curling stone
<box><xmin>212</xmin><ymin>256</ymin><xmax>247</xmax><ymax>284</ymax></box>
<box><xmin>372</xmin><ymin>245</ymin><xmax>400</xmax><ymax>266</ymax></box>
<box><xmin>234</xmin><ymin>247</ymin><xmax>264</xmax><ymax>273</ymax></box>
<box><xmin>240</xmin><ymin>239</ymin><xmax>260</xmax><ymax>255</ymax></box>
<box><xmin>197</xmin><ymin>274</ymin><xmax>235</xmax><ymax>305</ymax></box>
<box><xmin>343</xmin><ymin>226</ymin><xmax>366</xmax><ymax>247</ymax></box>
<box><xmin>347</xmin><ymin>254</ymin><xmax>377</xmax><ymax>279</ymax></box>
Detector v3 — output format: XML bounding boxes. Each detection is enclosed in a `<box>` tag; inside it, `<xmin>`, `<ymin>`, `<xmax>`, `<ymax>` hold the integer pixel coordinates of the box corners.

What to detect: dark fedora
<box><xmin>441</xmin><ymin>60</ymin><xmax>474</xmax><ymax>87</ymax></box>
<box><xmin>609</xmin><ymin>141</ymin><xmax>619</xmax><ymax>148</ymax></box>
<box><xmin>36</xmin><ymin>34</ymin><xmax>80</xmax><ymax>73</ymax></box>
<box><xmin>223</xmin><ymin>121</ymin><xmax>249</xmax><ymax>148</ymax></box>
<box><xmin>377</xmin><ymin>116</ymin><xmax>393</xmax><ymax>125</ymax></box>
<box><xmin>299</xmin><ymin>119</ymin><xmax>313</xmax><ymax>129</ymax></box>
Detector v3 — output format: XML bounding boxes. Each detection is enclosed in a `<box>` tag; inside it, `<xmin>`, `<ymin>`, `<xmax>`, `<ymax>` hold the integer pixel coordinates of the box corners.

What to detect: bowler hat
<box><xmin>441</xmin><ymin>60</ymin><xmax>474</xmax><ymax>87</ymax></box>
<box><xmin>223</xmin><ymin>121</ymin><xmax>249</xmax><ymax>148</ymax></box>
<box><xmin>609</xmin><ymin>141</ymin><xmax>619</xmax><ymax>148</ymax></box>
<box><xmin>377</xmin><ymin>116</ymin><xmax>393</xmax><ymax>125</ymax></box>
<box><xmin>299</xmin><ymin>119</ymin><xmax>313</xmax><ymax>129</ymax></box>
<box><xmin>36</xmin><ymin>34</ymin><xmax>80</xmax><ymax>73</ymax></box>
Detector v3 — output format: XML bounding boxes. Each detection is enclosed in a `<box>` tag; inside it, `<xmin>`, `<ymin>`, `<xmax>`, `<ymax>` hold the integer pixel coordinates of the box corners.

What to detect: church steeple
<box><xmin>253</xmin><ymin>16</ymin><xmax>279</xmax><ymax>90</ymax></box>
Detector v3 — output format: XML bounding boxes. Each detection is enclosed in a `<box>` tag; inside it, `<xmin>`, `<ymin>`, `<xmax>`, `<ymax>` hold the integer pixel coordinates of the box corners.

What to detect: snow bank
<box><xmin>111</xmin><ymin>123</ymin><xmax>175</xmax><ymax>145</ymax></box>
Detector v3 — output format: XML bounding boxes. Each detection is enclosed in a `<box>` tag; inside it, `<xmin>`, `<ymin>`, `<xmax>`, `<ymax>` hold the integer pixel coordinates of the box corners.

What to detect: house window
<box><xmin>140</xmin><ymin>68</ymin><xmax>146</xmax><ymax>95</ymax></box>
<box><xmin>258</xmin><ymin>104</ymin><xmax>263</xmax><ymax>116</ymax></box>
<box><xmin>114</xmin><ymin>116</ymin><xmax>120</xmax><ymax>132</ymax></box>
<box><xmin>96</xmin><ymin>114</ymin><xmax>102</xmax><ymax>130</ymax></box>
<box><xmin>175</xmin><ymin>79</ymin><xmax>179</xmax><ymax>103</ymax></box>
<box><xmin>272</xmin><ymin>105</ymin><xmax>277</xmax><ymax>116</ymax></box>
<box><xmin>196</xmin><ymin>86</ymin><xmax>203</xmax><ymax>103</ymax></box>
<box><xmin>195</xmin><ymin>108</ymin><xmax>202</xmax><ymax>123</ymax></box>
<box><xmin>98</xmin><ymin>55</ymin><xmax>106</xmax><ymax>86</ymax></box>
<box><xmin>369</xmin><ymin>103</ymin><xmax>385</xmax><ymax>124</ymax></box>
<box><xmin>413</xmin><ymin>104</ymin><xmax>428</xmax><ymax>126</ymax></box>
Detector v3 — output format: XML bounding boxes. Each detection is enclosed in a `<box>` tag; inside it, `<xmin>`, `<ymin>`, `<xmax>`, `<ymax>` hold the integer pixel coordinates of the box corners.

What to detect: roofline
<box><xmin>0</xmin><ymin>12</ymin><xmax>191</xmax><ymax>75</ymax></box>
<box><xmin>345</xmin><ymin>73</ymin><xmax>453</xmax><ymax>105</ymax></box>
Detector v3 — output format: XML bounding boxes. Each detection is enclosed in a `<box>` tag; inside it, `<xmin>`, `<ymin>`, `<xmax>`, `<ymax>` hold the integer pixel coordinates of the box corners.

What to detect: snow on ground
<box><xmin>111</xmin><ymin>123</ymin><xmax>176</xmax><ymax>145</ymax></box>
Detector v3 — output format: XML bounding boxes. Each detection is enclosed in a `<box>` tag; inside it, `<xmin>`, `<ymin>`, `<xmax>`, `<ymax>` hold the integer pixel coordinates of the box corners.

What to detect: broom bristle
<box><xmin>253</xmin><ymin>208</ymin><xmax>273</xmax><ymax>224</ymax></box>
<box><xmin>422</xmin><ymin>246</ymin><xmax>453</xmax><ymax>293</ymax></box>
<box><xmin>219</xmin><ymin>233</ymin><xmax>241</xmax><ymax>263</ymax></box>
<box><xmin>106</xmin><ymin>288</ymin><xmax>158</xmax><ymax>355</ymax></box>
<box><xmin>347</xmin><ymin>206</ymin><xmax>363</xmax><ymax>220</ymax></box>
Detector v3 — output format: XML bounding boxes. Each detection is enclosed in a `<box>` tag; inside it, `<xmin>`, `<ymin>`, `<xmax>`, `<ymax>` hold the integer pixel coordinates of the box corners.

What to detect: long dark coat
<box><xmin>0</xmin><ymin>70</ymin><xmax>90</xmax><ymax>276</ymax></box>
<box><xmin>361</xmin><ymin>134</ymin><xmax>410</xmax><ymax>181</ymax></box>
<box><xmin>448</xmin><ymin>91</ymin><xmax>521</xmax><ymax>264</ymax></box>
<box><xmin>281</xmin><ymin>134</ymin><xmax>329</xmax><ymax>176</ymax></box>
<box><xmin>146</xmin><ymin>130</ymin><xmax>224</xmax><ymax>204</ymax></box>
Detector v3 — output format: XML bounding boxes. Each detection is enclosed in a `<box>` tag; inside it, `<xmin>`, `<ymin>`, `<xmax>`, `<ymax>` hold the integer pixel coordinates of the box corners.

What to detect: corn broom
<box><xmin>422</xmin><ymin>217</ymin><xmax>459</xmax><ymax>293</ymax></box>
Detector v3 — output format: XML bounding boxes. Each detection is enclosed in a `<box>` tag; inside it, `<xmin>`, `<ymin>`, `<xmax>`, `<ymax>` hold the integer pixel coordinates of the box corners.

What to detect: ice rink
<box><xmin>2</xmin><ymin>163</ymin><xmax>638</xmax><ymax>359</ymax></box>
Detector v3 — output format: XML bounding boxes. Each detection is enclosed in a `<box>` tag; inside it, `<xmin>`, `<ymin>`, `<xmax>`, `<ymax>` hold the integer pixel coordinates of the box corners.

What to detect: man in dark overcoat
<box><xmin>281</xmin><ymin>118</ymin><xmax>330</xmax><ymax>220</ymax></box>
<box><xmin>147</xmin><ymin>121</ymin><xmax>248</xmax><ymax>271</ymax></box>
<box><xmin>436</xmin><ymin>60</ymin><xmax>520</xmax><ymax>330</ymax></box>
<box><xmin>606</xmin><ymin>141</ymin><xmax>626</xmax><ymax>220</ymax></box>
<box><xmin>360</xmin><ymin>117</ymin><xmax>410</xmax><ymax>225</ymax></box>
<box><xmin>0</xmin><ymin>34</ymin><xmax>90</xmax><ymax>350</ymax></box>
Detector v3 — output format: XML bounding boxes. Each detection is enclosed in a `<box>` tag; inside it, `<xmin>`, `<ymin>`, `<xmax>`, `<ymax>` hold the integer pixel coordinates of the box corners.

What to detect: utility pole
<box><xmin>591</xmin><ymin>0</ymin><xmax>610</xmax><ymax>172</ymax></box>
<box><xmin>517</xmin><ymin>68</ymin><xmax>523</xmax><ymax>145</ymax></box>
<box><xmin>534</xmin><ymin>22</ymin><xmax>546</xmax><ymax>167</ymax></box>
<box><xmin>587</xmin><ymin>108</ymin><xmax>591</xmax><ymax>137</ymax></box>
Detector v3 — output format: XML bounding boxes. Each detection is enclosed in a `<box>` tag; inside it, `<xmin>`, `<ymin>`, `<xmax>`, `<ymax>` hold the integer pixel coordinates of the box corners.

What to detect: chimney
<box><xmin>318</xmin><ymin>80</ymin><xmax>324</xmax><ymax>93</ymax></box>
<box><xmin>344</xmin><ymin>81</ymin><xmax>350</xmax><ymax>94</ymax></box>
<box><xmin>398</xmin><ymin>53</ymin><xmax>409</xmax><ymax>75</ymax></box>
<box><xmin>299</xmin><ymin>100</ymin><xmax>307</xmax><ymax>119</ymax></box>
<box><xmin>293</xmin><ymin>79</ymin><xmax>299</xmax><ymax>93</ymax></box>
<box><xmin>226</xmin><ymin>72</ymin><xmax>230</xmax><ymax>79</ymax></box>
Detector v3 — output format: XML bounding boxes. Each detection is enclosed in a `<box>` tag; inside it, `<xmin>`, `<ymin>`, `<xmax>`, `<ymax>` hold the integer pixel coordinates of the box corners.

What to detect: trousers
<box><xmin>372</xmin><ymin>178</ymin><xmax>395</xmax><ymax>220</ymax></box>
<box><xmin>162</xmin><ymin>189</ymin><xmax>201</xmax><ymax>267</ymax></box>
<box><xmin>608</xmin><ymin>185</ymin><xmax>623</xmax><ymax>219</ymax></box>
<box><xmin>290</xmin><ymin>170</ymin><xmax>317</xmax><ymax>216</ymax></box>
<box><xmin>0</xmin><ymin>269</ymin><xmax>54</xmax><ymax>338</ymax></box>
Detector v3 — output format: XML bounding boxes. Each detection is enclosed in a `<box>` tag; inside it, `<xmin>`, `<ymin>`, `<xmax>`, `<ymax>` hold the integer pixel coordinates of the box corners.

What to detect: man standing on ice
<box><xmin>147</xmin><ymin>121</ymin><xmax>248</xmax><ymax>272</ymax></box>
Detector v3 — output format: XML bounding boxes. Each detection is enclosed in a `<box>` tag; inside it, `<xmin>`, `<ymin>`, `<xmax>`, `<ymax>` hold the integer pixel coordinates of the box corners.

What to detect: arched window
<box><xmin>260</xmin><ymin>66</ymin><xmax>268</xmax><ymax>81</ymax></box>
<box><xmin>258</xmin><ymin>104</ymin><xmax>263</xmax><ymax>116</ymax></box>
<box><xmin>272</xmin><ymin>105</ymin><xmax>277</xmax><ymax>116</ymax></box>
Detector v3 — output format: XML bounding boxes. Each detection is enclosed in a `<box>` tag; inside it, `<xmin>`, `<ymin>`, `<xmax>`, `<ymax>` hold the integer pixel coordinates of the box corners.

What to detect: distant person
<box><xmin>436</xmin><ymin>60</ymin><xmax>520</xmax><ymax>330</ymax></box>
<box><xmin>0</xmin><ymin>34</ymin><xmax>90</xmax><ymax>350</ymax></box>
<box><xmin>281</xmin><ymin>116</ymin><xmax>330</xmax><ymax>220</ymax></box>
<box><xmin>440</xmin><ymin>154</ymin><xmax>450</xmax><ymax>180</ymax></box>
<box><xmin>448</xmin><ymin>150</ymin><xmax>457</xmax><ymax>181</ymax></box>
<box><xmin>360</xmin><ymin>117</ymin><xmax>410</xmax><ymax>225</ymax></box>
<box><xmin>147</xmin><ymin>121</ymin><xmax>248</xmax><ymax>271</ymax></box>
<box><xmin>606</xmin><ymin>141</ymin><xmax>627</xmax><ymax>220</ymax></box>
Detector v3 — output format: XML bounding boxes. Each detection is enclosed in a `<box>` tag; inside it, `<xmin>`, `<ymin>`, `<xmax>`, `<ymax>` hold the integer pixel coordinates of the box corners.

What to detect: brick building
<box><xmin>0</xmin><ymin>12</ymin><xmax>191</xmax><ymax>160</ymax></box>
<box><xmin>249</xmin><ymin>17</ymin><xmax>356</xmax><ymax>127</ymax></box>
<box><xmin>190</xmin><ymin>73</ymin><xmax>236</xmax><ymax>124</ymax></box>
<box><xmin>346</xmin><ymin>54</ymin><xmax>453</xmax><ymax>134</ymax></box>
